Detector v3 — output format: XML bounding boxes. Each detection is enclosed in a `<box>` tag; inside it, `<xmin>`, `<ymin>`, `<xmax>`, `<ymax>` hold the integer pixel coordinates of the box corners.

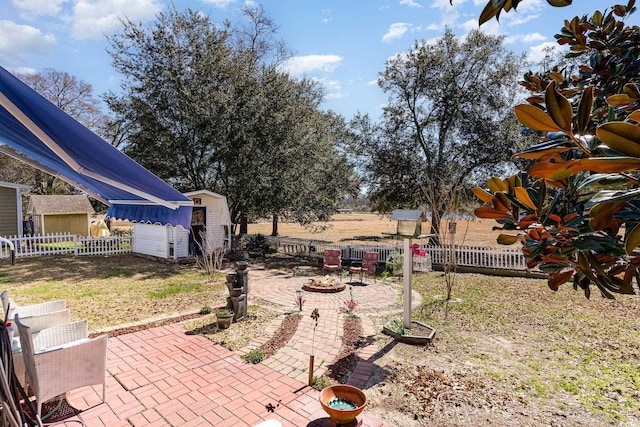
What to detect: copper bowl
<box><xmin>319</xmin><ymin>384</ymin><xmax>367</xmax><ymax>425</ymax></box>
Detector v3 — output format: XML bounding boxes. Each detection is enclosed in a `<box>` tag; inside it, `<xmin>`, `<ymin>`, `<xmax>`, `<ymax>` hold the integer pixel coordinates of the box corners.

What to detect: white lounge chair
<box><xmin>14</xmin><ymin>315</ymin><xmax>108</xmax><ymax>417</ymax></box>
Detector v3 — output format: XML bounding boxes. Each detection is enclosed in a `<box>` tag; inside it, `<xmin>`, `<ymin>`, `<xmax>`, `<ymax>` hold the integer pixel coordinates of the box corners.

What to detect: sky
<box><xmin>1</xmin><ymin>0</ymin><xmax>636</xmax><ymax>120</ymax></box>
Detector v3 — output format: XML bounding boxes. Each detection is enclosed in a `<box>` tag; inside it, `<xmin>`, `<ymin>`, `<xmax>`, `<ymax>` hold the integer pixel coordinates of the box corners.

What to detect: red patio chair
<box><xmin>349</xmin><ymin>251</ymin><xmax>379</xmax><ymax>284</ymax></box>
<box><xmin>323</xmin><ymin>249</ymin><xmax>343</xmax><ymax>281</ymax></box>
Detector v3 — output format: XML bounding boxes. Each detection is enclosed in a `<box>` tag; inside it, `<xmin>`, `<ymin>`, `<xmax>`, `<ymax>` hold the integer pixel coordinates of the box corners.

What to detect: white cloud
<box><xmin>199</xmin><ymin>0</ymin><xmax>238</xmax><ymax>7</ymax></box>
<box><xmin>427</xmin><ymin>10</ymin><xmax>462</xmax><ymax>32</ymax></box>
<box><xmin>503</xmin><ymin>13</ymin><xmax>540</xmax><ymax>27</ymax></box>
<box><xmin>400</xmin><ymin>0</ymin><xmax>422</xmax><ymax>8</ymax></box>
<box><xmin>431</xmin><ymin>0</ymin><xmax>466</xmax><ymax>12</ymax></box>
<box><xmin>0</xmin><ymin>20</ymin><xmax>56</xmax><ymax>61</ymax></box>
<box><xmin>279</xmin><ymin>55</ymin><xmax>343</xmax><ymax>76</ymax></box>
<box><xmin>71</xmin><ymin>0</ymin><xmax>163</xmax><ymax>40</ymax></box>
<box><xmin>499</xmin><ymin>0</ymin><xmax>545</xmax><ymax>26</ymax></box>
<box><xmin>321</xmin><ymin>9</ymin><xmax>333</xmax><ymax>24</ymax></box>
<box><xmin>382</xmin><ymin>23</ymin><xmax>410</xmax><ymax>42</ymax></box>
<box><xmin>12</xmin><ymin>0</ymin><xmax>67</xmax><ymax>17</ymax></box>
<box><xmin>308</xmin><ymin>77</ymin><xmax>344</xmax><ymax>100</ymax></box>
<box><xmin>528</xmin><ymin>41</ymin><xmax>560</xmax><ymax>64</ymax></box>
<box><xmin>521</xmin><ymin>32</ymin><xmax>546</xmax><ymax>43</ymax></box>
<box><xmin>367</xmin><ymin>79</ymin><xmax>378</xmax><ymax>86</ymax></box>
<box><xmin>474</xmin><ymin>18</ymin><xmax>502</xmax><ymax>36</ymax></box>
<box><xmin>460</xmin><ymin>18</ymin><xmax>479</xmax><ymax>33</ymax></box>
<box><xmin>10</xmin><ymin>66</ymin><xmax>37</xmax><ymax>74</ymax></box>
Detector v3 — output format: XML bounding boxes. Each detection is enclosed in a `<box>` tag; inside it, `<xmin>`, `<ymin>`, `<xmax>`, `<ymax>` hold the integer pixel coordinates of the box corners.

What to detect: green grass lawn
<box><xmin>1</xmin><ymin>254</ymin><xmax>225</xmax><ymax>331</ymax></box>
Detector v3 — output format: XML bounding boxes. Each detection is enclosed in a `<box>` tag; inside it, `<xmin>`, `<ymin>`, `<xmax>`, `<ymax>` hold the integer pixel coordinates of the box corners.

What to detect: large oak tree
<box><xmin>351</xmin><ymin>29</ymin><xmax>530</xmax><ymax>240</ymax></box>
<box><xmin>104</xmin><ymin>6</ymin><xmax>355</xmax><ymax>235</ymax></box>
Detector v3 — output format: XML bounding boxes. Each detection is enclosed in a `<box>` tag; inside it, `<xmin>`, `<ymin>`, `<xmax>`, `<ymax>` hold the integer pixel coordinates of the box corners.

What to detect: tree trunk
<box><xmin>271</xmin><ymin>213</ymin><xmax>279</xmax><ymax>236</ymax></box>
<box><xmin>429</xmin><ymin>213</ymin><xmax>443</xmax><ymax>246</ymax></box>
<box><xmin>239</xmin><ymin>215</ymin><xmax>248</xmax><ymax>235</ymax></box>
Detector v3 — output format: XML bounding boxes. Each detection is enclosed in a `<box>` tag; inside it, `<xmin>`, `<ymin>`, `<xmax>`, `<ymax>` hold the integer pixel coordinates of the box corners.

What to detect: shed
<box><xmin>0</xmin><ymin>181</ymin><xmax>29</xmax><ymax>237</ymax></box>
<box><xmin>131</xmin><ymin>190</ymin><xmax>231</xmax><ymax>260</ymax></box>
<box><xmin>27</xmin><ymin>195</ymin><xmax>94</xmax><ymax>236</ymax></box>
<box><xmin>184</xmin><ymin>190</ymin><xmax>232</xmax><ymax>255</ymax></box>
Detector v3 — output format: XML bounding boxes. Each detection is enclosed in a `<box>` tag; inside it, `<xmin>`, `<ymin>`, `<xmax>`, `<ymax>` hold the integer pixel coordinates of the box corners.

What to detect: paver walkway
<box><xmin>48</xmin><ymin>266</ymin><xmax>422</xmax><ymax>426</ymax></box>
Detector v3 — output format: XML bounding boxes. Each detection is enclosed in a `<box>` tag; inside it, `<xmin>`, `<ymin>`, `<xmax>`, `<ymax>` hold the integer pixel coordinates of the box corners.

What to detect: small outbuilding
<box><xmin>184</xmin><ymin>190</ymin><xmax>232</xmax><ymax>255</ymax></box>
<box><xmin>0</xmin><ymin>181</ymin><xmax>29</xmax><ymax>237</ymax></box>
<box><xmin>27</xmin><ymin>194</ymin><xmax>94</xmax><ymax>236</ymax></box>
<box><xmin>131</xmin><ymin>190</ymin><xmax>231</xmax><ymax>260</ymax></box>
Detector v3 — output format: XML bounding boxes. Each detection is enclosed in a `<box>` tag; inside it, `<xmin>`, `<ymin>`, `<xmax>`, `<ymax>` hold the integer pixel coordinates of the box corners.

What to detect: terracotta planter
<box><xmin>216</xmin><ymin>313</ymin><xmax>233</xmax><ymax>329</ymax></box>
<box><xmin>319</xmin><ymin>384</ymin><xmax>367</xmax><ymax>425</ymax></box>
<box><xmin>230</xmin><ymin>287</ymin><xmax>242</xmax><ymax>297</ymax></box>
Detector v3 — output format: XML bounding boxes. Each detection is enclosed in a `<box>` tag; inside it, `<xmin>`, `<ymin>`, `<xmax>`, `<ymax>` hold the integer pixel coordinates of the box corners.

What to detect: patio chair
<box><xmin>349</xmin><ymin>251</ymin><xmax>379</xmax><ymax>284</ymax></box>
<box><xmin>14</xmin><ymin>315</ymin><xmax>108</xmax><ymax>418</ymax></box>
<box><xmin>2</xmin><ymin>290</ymin><xmax>69</xmax><ymax>333</ymax></box>
<box><xmin>323</xmin><ymin>249</ymin><xmax>343</xmax><ymax>281</ymax></box>
<box><xmin>2</xmin><ymin>290</ymin><xmax>66</xmax><ymax>319</ymax></box>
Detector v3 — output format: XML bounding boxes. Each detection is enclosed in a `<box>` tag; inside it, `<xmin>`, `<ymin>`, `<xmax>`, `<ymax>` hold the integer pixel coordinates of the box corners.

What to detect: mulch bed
<box><xmin>325</xmin><ymin>315</ymin><xmax>364</xmax><ymax>383</ymax></box>
<box><xmin>259</xmin><ymin>313</ymin><xmax>302</xmax><ymax>359</ymax></box>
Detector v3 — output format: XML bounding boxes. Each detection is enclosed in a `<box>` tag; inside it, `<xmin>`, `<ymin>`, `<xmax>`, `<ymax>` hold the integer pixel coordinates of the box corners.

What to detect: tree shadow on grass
<box><xmin>3</xmin><ymin>253</ymin><xmax>192</xmax><ymax>282</ymax></box>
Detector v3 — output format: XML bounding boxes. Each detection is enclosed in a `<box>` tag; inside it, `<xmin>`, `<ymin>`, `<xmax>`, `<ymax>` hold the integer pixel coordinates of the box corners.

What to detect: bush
<box><xmin>385</xmin><ymin>251</ymin><xmax>403</xmax><ymax>276</ymax></box>
<box><xmin>241</xmin><ymin>348</ymin><xmax>265</xmax><ymax>364</ymax></box>
<box><xmin>199</xmin><ymin>306</ymin><xmax>212</xmax><ymax>315</ymax></box>
<box><xmin>311</xmin><ymin>375</ymin><xmax>333</xmax><ymax>391</ymax></box>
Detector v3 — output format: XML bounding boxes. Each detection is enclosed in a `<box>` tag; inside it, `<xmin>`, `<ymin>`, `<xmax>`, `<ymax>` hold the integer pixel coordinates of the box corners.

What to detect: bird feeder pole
<box><xmin>403</xmin><ymin>237</ymin><xmax>413</xmax><ymax>329</ymax></box>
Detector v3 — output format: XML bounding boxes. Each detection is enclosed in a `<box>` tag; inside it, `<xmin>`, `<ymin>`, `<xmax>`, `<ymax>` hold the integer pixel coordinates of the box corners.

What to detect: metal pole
<box><xmin>403</xmin><ymin>237</ymin><xmax>412</xmax><ymax>329</ymax></box>
<box><xmin>308</xmin><ymin>355</ymin><xmax>315</xmax><ymax>386</ymax></box>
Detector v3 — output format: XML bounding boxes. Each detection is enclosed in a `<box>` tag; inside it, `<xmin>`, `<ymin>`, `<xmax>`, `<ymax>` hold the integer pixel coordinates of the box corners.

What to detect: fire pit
<box><xmin>302</xmin><ymin>276</ymin><xmax>346</xmax><ymax>293</ymax></box>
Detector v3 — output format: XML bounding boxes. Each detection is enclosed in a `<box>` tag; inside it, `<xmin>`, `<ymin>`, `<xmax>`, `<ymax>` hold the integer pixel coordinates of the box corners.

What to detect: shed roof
<box><xmin>0</xmin><ymin>181</ymin><xmax>29</xmax><ymax>190</ymax></box>
<box><xmin>28</xmin><ymin>195</ymin><xmax>94</xmax><ymax>215</ymax></box>
<box><xmin>390</xmin><ymin>209</ymin><xmax>425</xmax><ymax>221</ymax></box>
<box><xmin>183</xmin><ymin>190</ymin><xmax>226</xmax><ymax>200</ymax></box>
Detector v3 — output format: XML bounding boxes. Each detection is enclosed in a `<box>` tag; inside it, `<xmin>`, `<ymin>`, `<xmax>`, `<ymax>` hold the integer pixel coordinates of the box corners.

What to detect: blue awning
<box><xmin>0</xmin><ymin>66</ymin><xmax>192</xmax><ymax>229</ymax></box>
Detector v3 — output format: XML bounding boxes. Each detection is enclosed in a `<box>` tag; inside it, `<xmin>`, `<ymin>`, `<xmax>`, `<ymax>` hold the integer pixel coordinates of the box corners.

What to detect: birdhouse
<box><xmin>390</xmin><ymin>209</ymin><xmax>426</xmax><ymax>237</ymax></box>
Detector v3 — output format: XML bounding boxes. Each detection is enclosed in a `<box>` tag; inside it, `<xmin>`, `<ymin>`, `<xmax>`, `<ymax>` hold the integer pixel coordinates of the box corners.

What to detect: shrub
<box><xmin>311</xmin><ymin>375</ymin><xmax>333</xmax><ymax>391</ymax></box>
<box><xmin>199</xmin><ymin>306</ymin><xmax>212</xmax><ymax>315</ymax></box>
<box><xmin>241</xmin><ymin>348</ymin><xmax>265</xmax><ymax>364</ymax></box>
<box><xmin>385</xmin><ymin>251</ymin><xmax>403</xmax><ymax>275</ymax></box>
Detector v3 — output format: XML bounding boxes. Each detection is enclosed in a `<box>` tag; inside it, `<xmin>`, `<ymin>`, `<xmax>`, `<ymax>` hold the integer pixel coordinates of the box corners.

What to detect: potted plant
<box><xmin>216</xmin><ymin>309</ymin><xmax>233</xmax><ymax>329</ymax></box>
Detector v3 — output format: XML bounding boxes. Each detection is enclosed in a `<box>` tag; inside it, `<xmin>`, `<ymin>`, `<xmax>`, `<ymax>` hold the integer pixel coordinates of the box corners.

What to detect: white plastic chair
<box><xmin>14</xmin><ymin>315</ymin><xmax>108</xmax><ymax>417</ymax></box>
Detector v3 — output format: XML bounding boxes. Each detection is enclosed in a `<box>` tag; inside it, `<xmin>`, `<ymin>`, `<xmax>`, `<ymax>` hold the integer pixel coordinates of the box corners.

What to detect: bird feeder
<box><xmin>390</xmin><ymin>209</ymin><xmax>426</xmax><ymax>238</ymax></box>
<box><xmin>386</xmin><ymin>209</ymin><xmax>432</xmax><ymax>329</ymax></box>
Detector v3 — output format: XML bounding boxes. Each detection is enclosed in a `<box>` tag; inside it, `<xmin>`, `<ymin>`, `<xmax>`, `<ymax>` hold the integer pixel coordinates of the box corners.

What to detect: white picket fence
<box><xmin>267</xmin><ymin>236</ymin><xmax>529</xmax><ymax>272</ymax></box>
<box><xmin>0</xmin><ymin>233</ymin><xmax>133</xmax><ymax>259</ymax></box>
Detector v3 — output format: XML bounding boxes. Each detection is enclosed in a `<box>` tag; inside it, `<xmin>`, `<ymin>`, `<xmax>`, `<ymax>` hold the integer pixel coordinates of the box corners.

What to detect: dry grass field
<box><xmin>248</xmin><ymin>212</ymin><xmax>503</xmax><ymax>247</ymax></box>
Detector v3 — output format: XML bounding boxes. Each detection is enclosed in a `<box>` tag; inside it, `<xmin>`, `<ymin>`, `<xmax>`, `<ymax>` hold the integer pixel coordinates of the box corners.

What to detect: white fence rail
<box><xmin>0</xmin><ymin>233</ymin><xmax>133</xmax><ymax>259</ymax></box>
<box><xmin>267</xmin><ymin>236</ymin><xmax>529</xmax><ymax>272</ymax></box>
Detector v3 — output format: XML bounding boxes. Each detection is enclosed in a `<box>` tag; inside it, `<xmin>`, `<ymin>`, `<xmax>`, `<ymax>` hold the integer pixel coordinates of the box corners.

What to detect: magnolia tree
<box><xmin>474</xmin><ymin>1</ymin><xmax>640</xmax><ymax>298</ymax></box>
